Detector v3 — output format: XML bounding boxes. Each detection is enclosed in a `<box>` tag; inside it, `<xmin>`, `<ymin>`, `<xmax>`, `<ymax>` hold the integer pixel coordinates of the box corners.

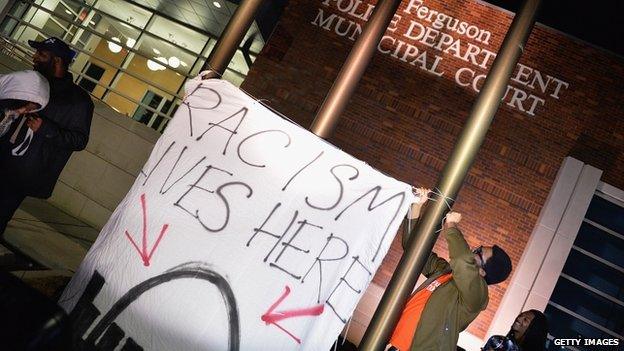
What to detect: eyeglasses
<box><xmin>473</xmin><ymin>246</ymin><xmax>485</xmax><ymax>268</ymax></box>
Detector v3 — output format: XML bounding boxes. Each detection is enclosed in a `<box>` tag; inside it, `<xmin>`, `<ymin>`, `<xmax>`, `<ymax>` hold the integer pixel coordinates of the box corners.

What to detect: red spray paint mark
<box><xmin>124</xmin><ymin>193</ymin><xmax>170</xmax><ymax>267</ymax></box>
<box><xmin>261</xmin><ymin>286</ymin><xmax>325</xmax><ymax>344</ymax></box>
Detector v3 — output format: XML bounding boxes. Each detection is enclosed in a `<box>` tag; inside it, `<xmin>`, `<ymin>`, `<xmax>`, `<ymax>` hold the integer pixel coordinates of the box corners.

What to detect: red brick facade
<box><xmin>242</xmin><ymin>0</ymin><xmax>624</xmax><ymax>341</ymax></box>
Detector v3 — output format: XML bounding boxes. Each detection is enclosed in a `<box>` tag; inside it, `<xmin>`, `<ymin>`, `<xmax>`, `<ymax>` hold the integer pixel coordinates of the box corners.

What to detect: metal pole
<box><xmin>201</xmin><ymin>0</ymin><xmax>265</xmax><ymax>78</ymax></box>
<box><xmin>310</xmin><ymin>0</ymin><xmax>402</xmax><ymax>139</ymax></box>
<box><xmin>359</xmin><ymin>0</ymin><xmax>542</xmax><ymax>349</ymax></box>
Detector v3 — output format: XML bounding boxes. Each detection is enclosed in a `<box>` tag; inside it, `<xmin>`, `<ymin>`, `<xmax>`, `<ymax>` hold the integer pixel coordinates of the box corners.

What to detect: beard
<box><xmin>34</xmin><ymin>59</ymin><xmax>55</xmax><ymax>78</ymax></box>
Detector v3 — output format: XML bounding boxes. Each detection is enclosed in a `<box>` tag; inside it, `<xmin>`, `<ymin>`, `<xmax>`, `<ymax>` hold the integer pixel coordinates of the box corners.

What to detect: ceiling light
<box><xmin>64</xmin><ymin>9</ymin><xmax>72</xmax><ymax>15</ymax></box>
<box><xmin>152</xmin><ymin>48</ymin><xmax>161</xmax><ymax>55</ymax></box>
<box><xmin>126</xmin><ymin>38</ymin><xmax>136</xmax><ymax>48</ymax></box>
<box><xmin>180</xmin><ymin>61</ymin><xmax>188</xmax><ymax>67</ymax></box>
<box><xmin>107</xmin><ymin>37</ymin><xmax>122</xmax><ymax>53</ymax></box>
<box><xmin>168</xmin><ymin>56</ymin><xmax>180</xmax><ymax>68</ymax></box>
<box><xmin>147</xmin><ymin>58</ymin><xmax>165</xmax><ymax>71</ymax></box>
<box><xmin>213</xmin><ymin>1</ymin><xmax>222</xmax><ymax>8</ymax></box>
<box><xmin>89</xmin><ymin>20</ymin><xmax>95</xmax><ymax>26</ymax></box>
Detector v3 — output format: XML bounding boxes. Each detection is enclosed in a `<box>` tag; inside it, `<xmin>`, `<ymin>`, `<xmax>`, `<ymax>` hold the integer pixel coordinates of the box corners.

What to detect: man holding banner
<box><xmin>387</xmin><ymin>189</ymin><xmax>512</xmax><ymax>351</ymax></box>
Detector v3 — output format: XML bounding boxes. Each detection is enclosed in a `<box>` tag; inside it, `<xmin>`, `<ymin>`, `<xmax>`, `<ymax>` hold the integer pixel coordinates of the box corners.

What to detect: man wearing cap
<box><xmin>0</xmin><ymin>37</ymin><xmax>93</xmax><ymax>235</ymax></box>
<box><xmin>386</xmin><ymin>188</ymin><xmax>512</xmax><ymax>351</ymax></box>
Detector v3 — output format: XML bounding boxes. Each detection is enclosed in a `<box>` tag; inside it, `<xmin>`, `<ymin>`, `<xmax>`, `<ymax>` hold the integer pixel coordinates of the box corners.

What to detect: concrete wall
<box><xmin>0</xmin><ymin>52</ymin><xmax>159</xmax><ymax>229</ymax></box>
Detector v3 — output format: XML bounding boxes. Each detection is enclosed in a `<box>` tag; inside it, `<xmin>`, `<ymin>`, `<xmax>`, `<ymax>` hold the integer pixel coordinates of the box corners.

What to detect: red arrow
<box><xmin>261</xmin><ymin>285</ymin><xmax>325</xmax><ymax>344</ymax></box>
<box><xmin>124</xmin><ymin>193</ymin><xmax>170</xmax><ymax>267</ymax></box>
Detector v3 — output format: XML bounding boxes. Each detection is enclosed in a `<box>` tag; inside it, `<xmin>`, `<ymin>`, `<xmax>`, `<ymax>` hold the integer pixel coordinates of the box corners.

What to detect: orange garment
<box><xmin>389</xmin><ymin>273</ymin><xmax>453</xmax><ymax>351</ymax></box>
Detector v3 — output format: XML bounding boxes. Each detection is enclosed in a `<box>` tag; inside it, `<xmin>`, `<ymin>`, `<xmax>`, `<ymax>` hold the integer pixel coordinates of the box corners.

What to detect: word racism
<box><xmin>59</xmin><ymin>79</ymin><xmax>412</xmax><ymax>350</ymax></box>
<box><xmin>312</xmin><ymin>0</ymin><xmax>571</xmax><ymax>117</ymax></box>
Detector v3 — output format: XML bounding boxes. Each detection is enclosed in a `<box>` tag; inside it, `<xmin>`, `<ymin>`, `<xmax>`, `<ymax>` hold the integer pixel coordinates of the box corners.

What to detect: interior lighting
<box><xmin>126</xmin><ymin>38</ymin><xmax>136</xmax><ymax>48</ymax></box>
<box><xmin>107</xmin><ymin>37</ymin><xmax>122</xmax><ymax>53</ymax></box>
<box><xmin>147</xmin><ymin>58</ymin><xmax>166</xmax><ymax>71</ymax></box>
<box><xmin>153</xmin><ymin>48</ymin><xmax>161</xmax><ymax>55</ymax></box>
<box><xmin>213</xmin><ymin>1</ymin><xmax>222</xmax><ymax>8</ymax></box>
<box><xmin>168</xmin><ymin>56</ymin><xmax>180</xmax><ymax>68</ymax></box>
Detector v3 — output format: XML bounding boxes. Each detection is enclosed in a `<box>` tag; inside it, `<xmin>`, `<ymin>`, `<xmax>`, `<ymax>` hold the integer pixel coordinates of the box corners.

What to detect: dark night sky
<box><xmin>484</xmin><ymin>0</ymin><xmax>624</xmax><ymax>57</ymax></box>
<box><xmin>253</xmin><ymin>1</ymin><xmax>623</xmax><ymax>57</ymax></box>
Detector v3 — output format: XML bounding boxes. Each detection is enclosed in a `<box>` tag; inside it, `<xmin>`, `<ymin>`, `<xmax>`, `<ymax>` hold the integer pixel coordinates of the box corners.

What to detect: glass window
<box><xmin>585</xmin><ymin>195</ymin><xmax>624</xmax><ymax>234</ymax></box>
<box><xmin>77</xmin><ymin>62</ymin><xmax>106</xmax><ymax>93</ymax></box>
<box><xmin>131</xmin><ymin>34</ymin><xmax>196</xmax><ymax>77</ymax></box>
<box><xmin>2</xmin><ymin>0</ymin><xmax>275</xmax><ymax>134</ymax></box>
<box><xmin>547</xmin><ymin>189</ymin><xmax>624</xmax><ymax>347</ymax></box>
<box><xmin>95</xmin><ymin>0</ymin><xmax>151</xmax><ymax>29</ymax></box>
<box><xmin>550</xmin><ymin>277</ymin><xmax>624</xmax><ymax>333</ymax></box>
<box><xmin>545</xmin><ymin>305</ymin><xmax>616</xmax><ymax>349</ymax></box>
<box><xmin>576</xmin><ymin>222</ymin><xmax>624</xmax><ymax>267</ymax></box>
<box><xmin>146</xmin><ymin>15</ymin><xmax>208</xmax><ymax>53</ymax></box>
<box><xmin>562</xmin><ymin>249</ymin><xmax>624</xmax><ymax>301</ymax></box>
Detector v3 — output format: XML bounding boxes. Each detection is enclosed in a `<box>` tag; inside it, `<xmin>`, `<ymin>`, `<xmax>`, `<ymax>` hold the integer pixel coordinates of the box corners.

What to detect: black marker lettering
<box><xmin>196</xmin><ymin>107</ymin><xmax>248</xmax><ymax>156</ymax></box>
<box><xmin>270</xmin><ymin>220</ymin><xmax>322</xmax><ymax>280</ymax></box>
<box><xmin>301</xmin><ymin>233</ymin><xmax>349</xmax><ymax>303</ymax></box>
<box><xmin>335</xmin><ymin>186</ymin><xmax>406</xmax><ymax>261</ymax></box>
<box><xmin>282</xmin><ymin>151</ymin><xmax>324</xmax><ymax>191</ymax></box>
<box><xmin>236</xmin><ymin>129</ymin><xmax>291</xmax><ymax>168</ymax></box>
<box><xmin>305</xmin><ymin>164</ymin><xmax>359</xmax><ymax>210</ymax></box>
<box><xmin>246</xmin><ymin>203</ymin><xmax>299</xmax><ymax>263</ymax></box>
<box><xmin>174</xmin><ymin>165</ymin><xmax>234</xmax><ymax>233</ymax></box>
<box><xmin>140</xmin><ymin>141</ymin><xmax>175</xmax><ymax>186</ymax></box>
<box><xmin>160</xmin><ymin>145</ymin><xmax>206</xmax><ymax>194</ymax></box>
<box><xmin>326</xmin><ymin>256</ymin><xmax>372</xmax><ymax>323</ymax></box>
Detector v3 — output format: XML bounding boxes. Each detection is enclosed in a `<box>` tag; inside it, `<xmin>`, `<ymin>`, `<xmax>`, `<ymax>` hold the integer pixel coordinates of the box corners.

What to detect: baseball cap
<box><xmin>28</xmin><ymin>37</ymin><xmax>76</xmax><ymax>64</ymax></box>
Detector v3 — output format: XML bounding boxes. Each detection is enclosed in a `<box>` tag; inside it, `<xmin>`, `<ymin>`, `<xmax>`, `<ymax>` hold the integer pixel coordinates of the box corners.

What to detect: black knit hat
<box><xmin>483</xmin><ymin>245</ymin><xmax>512</xmax><ymax>285</ymax></box>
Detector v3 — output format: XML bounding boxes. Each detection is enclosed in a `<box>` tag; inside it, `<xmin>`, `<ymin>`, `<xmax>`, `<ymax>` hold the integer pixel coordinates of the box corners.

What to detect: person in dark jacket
<box><xmin>0</xmin><ymin>70</ymin><xmax>50</xmax><ymax>235</ymax></box>
<box><xmin>387</xmin><ymin>188</ymin><xmax>513</xmax><ymax>351</ymax></box>
<box><xmin>482</xmin><ymin>310</ymin><xmax>548</xmax><ymax>351</ymax></box>
<box><xmin>0</xmin><ymin>37</ymin><xmax>93</xmax><ymax>235</ymax></box>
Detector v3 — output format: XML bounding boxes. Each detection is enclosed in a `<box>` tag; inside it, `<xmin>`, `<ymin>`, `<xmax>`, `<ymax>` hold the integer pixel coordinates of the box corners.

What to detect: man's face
<box><xmin>511</xmin><ymin>311</ymin><xmax>535</xmax><ymax>340</ymax></box>
<box><xmin>473</xmin><ymin>246</ymin><xmax>493</xmax><ymax>277</ymax></box>
<box><xmin>33</xmin><ymin>49</ymin><xmax>55</xmax><ymax>77</ymax></box>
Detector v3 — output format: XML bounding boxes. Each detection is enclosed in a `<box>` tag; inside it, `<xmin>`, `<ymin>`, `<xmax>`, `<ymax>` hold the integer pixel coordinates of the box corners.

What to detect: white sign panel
<box><xmin>60</xmin><ymin>79</ymin><xmax>414</xmax><ymax>351</ymax></box>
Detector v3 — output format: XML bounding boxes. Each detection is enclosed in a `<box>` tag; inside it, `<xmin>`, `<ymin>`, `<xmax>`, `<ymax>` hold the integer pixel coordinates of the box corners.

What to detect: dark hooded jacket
<box><xmin>0</xmin><ymin>73</ymin><xmax>93</xmax><ymax>198</ymax></box>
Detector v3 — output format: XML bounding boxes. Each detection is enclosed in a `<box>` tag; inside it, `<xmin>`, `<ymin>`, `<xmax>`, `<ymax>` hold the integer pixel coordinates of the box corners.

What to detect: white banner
<box><xmin>60</xmin><ymin>79</ymin><xmax>414</xmax><ymax>351</ymax></box>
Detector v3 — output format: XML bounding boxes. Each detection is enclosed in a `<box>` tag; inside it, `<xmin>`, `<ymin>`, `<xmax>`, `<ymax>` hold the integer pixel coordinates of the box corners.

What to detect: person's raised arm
<box><xmin>402</xmin><ymin>187</ymin><xmax>430</xmax><ymax>249</ymax></box>
<box><xmin>444</xmin><ymin>212</ymin><xmax>488</xmax><ymax>312</ymax></box>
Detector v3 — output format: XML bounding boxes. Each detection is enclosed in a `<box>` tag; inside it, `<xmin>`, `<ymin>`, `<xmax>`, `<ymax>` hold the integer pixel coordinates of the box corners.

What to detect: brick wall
<box><xmin>242</xmin><ymin>0</ymin><xmax>624</xmax><ymax>342</ymax></box>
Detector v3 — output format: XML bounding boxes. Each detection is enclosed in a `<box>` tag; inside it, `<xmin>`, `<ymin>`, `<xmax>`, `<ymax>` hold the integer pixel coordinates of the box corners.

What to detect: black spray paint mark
<box><xmin>140</xmin><ymin>141</ymin><xmax>176</xmax><ymax>186</ymax></box>
<box><xmin>301</xmin><ymin>233</ymin><xmax>349</xmax><ymax>303</ymax></box>
<box><xmin>281</xmin><ymin>151</ymin><xmax>324</xmax><ymax>191</ymax></box>
<box><xmin>335</xmin><ymin>186</ymin><xmax>406</xmax><ymax>262</ymax></box>
<box><xmin>210</xmin><ymin>181</ymin><xmax>254</xmax><ymax>232</ymax></box>
<box><xmin>160</xmin><ymin>146</ymin><xmax>207</xmax><ymax>195</ymax></box>
<box><xmin>196</xmin><ymin>107</ymin><xmax>248</xmax><ymax>156</ymax></box>
<box><xmin>246</xmin><ymin>202</ymin><xmax>299</xmax><ymax>263</ymax></box>
<box><xmin>80</xmin><ymin>263</ymin><xmax>240</xmax><ymax>351</ymax></box>
<box><xmin>269</xmin><ymin>219</ymin><xmax>323</xmax><ymax>280</ymax></box>
<box><xmin>236</xmin><ymin>129</ymin><xmax>292</xmax><ymax>168</ymax></box>
<box><xmin>184</xmin><ymin>86</ymin><xmax>223</xmax><ymax>137</ymax></box>
<box><xmin>174</xmin><ymin>165</ymin><xmax>237</xmax><ymax>233</ymax></box>
<box><xmin>325</xmin><ymin>256</ymin><xmax>372</xmax><ymax>323</ymax></box>
<box><xmin>305</xmin><ymin>164</ymin><xmax>360</xmax><ymax>211</ymax></box>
